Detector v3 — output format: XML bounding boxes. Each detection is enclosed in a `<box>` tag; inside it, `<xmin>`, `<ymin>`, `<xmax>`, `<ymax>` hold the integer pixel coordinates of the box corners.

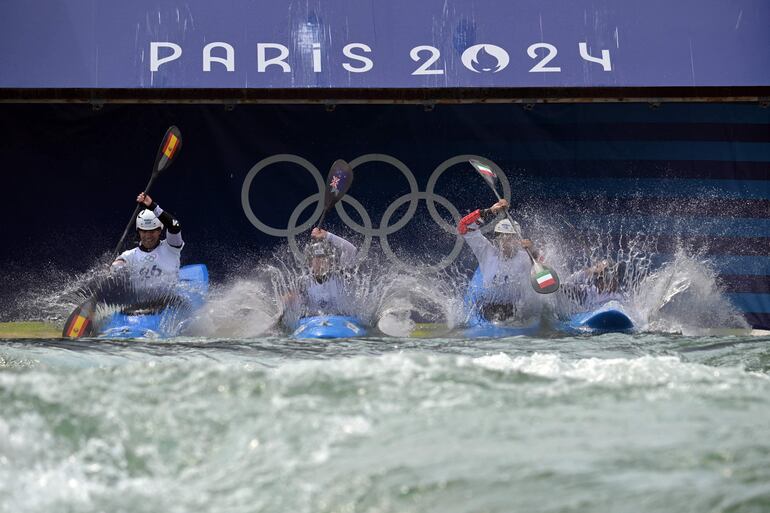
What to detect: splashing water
<box><xmin>1</xmin><ymin>255</ymin><xmax>114</xmax><ymax>324</ymax></box>
<box><xmin>1</xmin><ymin>226</ymin><xmax>754</xmax><ymax>337</ymax></box>
<box><xmin>373</xmin><ymin>267</ymin><xmax>460</xmax><ymax>337</ymax></box>
<box><xmin>637</xmin><ymin>251</ymin><xmax>749</xmax><ymax>335</ymax></box>
<box><xmin>552</xmin><ymin>246</ymin><xmax>748</xmax><ymax>336</ymax></box>
<box><xmin>186</xmin><ymin>277</ymin><xmax>282</xmax><ymax>338</ymax></box>
<box><xmin>512</xmin><ymin>201</ymin><xmax>750</xmax><ymax>335</ymax></box>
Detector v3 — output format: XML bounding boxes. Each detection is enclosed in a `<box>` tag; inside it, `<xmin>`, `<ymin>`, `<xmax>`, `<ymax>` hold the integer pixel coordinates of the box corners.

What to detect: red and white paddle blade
<box><xmin>469</xmin><ymin>159</ymin><xmax>498</xmax><ymax>188</ymax></box>
<box><xmin>530</xmin><ymin>265</ymin><xmax>560</xmax><ymax>294</ymax></box>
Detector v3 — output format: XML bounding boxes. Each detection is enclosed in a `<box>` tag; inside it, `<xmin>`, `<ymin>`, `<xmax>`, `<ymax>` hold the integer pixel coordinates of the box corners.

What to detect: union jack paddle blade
<box><xmin>325</xmin><ymin>159</ymin><xmax>354</xmax><ymax>204</ymax></box>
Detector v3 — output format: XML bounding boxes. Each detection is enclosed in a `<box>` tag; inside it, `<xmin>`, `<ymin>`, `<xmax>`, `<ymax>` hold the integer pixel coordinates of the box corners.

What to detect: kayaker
<box><xmin>563</xmin><ymin>258</ymin><xmax>628</xmax><ymax>308</ymax></box>
<box><xmin>111</xmin><ymin>192</ymin><xmax>183</xmax><ymax>290</ymax></box>
<box><xmin>283</xmin><ymin>228</ymin><xmax>358</xmax><ymax>318</ymax></box>
<box><xmin>457</xmin><ymin>198</ymin><xmax>543</xmax><ymax>322</ymax></box>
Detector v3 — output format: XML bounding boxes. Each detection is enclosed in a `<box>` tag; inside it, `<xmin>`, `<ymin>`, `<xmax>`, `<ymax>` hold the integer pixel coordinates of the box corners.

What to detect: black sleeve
<box><xmin>158</xmin><ymin>209</ymin><xmax>182</xmax><ymax>234</ymax></box>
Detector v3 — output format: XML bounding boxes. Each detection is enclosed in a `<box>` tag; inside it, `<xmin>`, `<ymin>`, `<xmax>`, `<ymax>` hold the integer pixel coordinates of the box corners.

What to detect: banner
<box><xmin>1</xmin><ymin>0</ymin><xmax>769</xmax><ymax>89</ymax></box>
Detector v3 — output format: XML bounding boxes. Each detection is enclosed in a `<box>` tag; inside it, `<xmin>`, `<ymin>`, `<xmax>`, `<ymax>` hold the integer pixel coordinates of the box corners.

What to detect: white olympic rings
<box><xmin>240</xmin><ymin>153</ymin><xmax>510</xmax><ymax>269</ymax></box>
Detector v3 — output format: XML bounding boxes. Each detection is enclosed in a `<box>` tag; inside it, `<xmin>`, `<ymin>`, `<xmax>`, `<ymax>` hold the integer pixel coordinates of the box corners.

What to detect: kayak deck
<box><xmin>96</xmin><ymin>264</ymin><xmax>209</xmax><ymax>339</ymax></box>
<box><xmin>293</xmin><ymin>315</ymin><xmax>367</xmax><ymax>339</ymax></box>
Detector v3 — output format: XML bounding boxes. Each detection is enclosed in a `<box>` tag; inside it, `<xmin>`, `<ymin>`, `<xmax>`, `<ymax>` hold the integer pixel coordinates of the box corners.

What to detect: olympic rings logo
<box><xmin>240</xmin><ymin>154</ymin><xmax>511</xmax><ymax>270</ymax></box>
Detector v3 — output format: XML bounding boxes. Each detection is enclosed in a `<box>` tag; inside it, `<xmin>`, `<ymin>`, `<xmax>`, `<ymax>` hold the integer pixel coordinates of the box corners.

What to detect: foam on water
<box><xmin>636</xmin><ymin>251</ymin><xmax>750</xmax><ymax>334</ymax></box>
<box><xmin>472</xmin><ymin>352</ymin><xmax>767</xmax><ymax>388</ymax></box>
<box><xmin>1</xmin><ymin>337</ymin><xmax>769</xmax><ymax>513</ymax></box>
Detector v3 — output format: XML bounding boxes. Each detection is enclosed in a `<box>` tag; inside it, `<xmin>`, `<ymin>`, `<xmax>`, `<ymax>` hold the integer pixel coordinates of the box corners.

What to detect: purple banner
<box><xmin>1</xmin><ymin>0</ymin><xmax>768</xmax><ymax>89</ymax></box>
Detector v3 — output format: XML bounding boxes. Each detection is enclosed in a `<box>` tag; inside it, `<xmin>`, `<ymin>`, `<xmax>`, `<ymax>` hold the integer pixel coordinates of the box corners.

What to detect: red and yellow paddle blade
<box><xmin>153</xmin><ymin>126</ymin><xmax>183</xmax><ymax>174</ymax></box>
<box><xmin>61</xmin><ymin>298</ymin><xmax>96</xmax><ymax>338</ymax></box>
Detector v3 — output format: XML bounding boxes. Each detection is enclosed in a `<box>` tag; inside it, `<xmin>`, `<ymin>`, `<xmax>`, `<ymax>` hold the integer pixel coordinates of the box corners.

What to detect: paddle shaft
<box><xmin>315</xmin><ymin>208</ymin><xmax>329</xmax><ymax>231</ymax></box>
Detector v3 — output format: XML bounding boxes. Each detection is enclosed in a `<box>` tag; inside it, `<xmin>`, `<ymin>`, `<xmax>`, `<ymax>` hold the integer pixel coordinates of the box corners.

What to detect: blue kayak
<box><xmin>463</xmin><ymin>267</ymin><xmax>542</xmax><ymax>338</ymax></box>
<box><xmin>464</xmin><ymin>318</ymin><xmax>541</xmax><ymax>338</ymax></box>
<box><xmin>292</xmin><ymin>315</ymin><xmax>367</xmax><ymax>339</ymax></box>
<box><xmin>556</xmin><ymin>301</ymin><xmax>635</xmax><ymax>335</ymax></box>
<box><xmin>97</xmin><ymin>264</ymin><xmax>209</xmax><ymax>339</ymax></box>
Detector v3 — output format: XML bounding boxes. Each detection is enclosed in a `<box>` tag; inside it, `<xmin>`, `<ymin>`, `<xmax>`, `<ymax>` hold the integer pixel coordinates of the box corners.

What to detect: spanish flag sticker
<box><xmin>163</xmin><ymin>133</ymin><xmax>179</xmax><ymax>159</ymax></box>
<box><xmin>65</xmin><ymin>315</ymin><xmax>89</xmax><ymax>337</ymax></box>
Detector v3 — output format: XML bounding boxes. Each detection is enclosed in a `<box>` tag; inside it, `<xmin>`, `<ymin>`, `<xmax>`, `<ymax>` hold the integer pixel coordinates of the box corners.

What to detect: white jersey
<box><xmin>303</xmin><ymin>275</ymin><xmax>349</xmax><ymax>314</ymax></box>
<box><xmin>463</xmin><ymin>230</ymin><xmax>539</xmax><ymax>309</ymax></box>
<box><xmin>114</xmin><ymin>239</ymin><xmax>183</xmax><ymax>290</ymax></box>
<box><xmin>300</xmin><ymin>232</ymin><xmax>357</xmax><ymax>315</ymax></box>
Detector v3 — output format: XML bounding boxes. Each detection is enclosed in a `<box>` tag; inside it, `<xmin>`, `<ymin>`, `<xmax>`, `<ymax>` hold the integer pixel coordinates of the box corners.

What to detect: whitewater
<box><xmin>1</xmin><ymin>333</ymin><xmax>769</xmax><ymax>513</ymax></box>
<box><xmin>1</xmin><ymin>228</ymin><xmax>767</xmax><ymax>512</ymax></box>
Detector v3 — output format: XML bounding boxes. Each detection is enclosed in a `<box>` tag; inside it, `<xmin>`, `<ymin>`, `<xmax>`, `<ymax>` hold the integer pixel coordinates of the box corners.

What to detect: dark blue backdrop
<box><xmin>0</xmin><ymin>103</ymin><xmax>768</xmax><ymax>327</ymax></box>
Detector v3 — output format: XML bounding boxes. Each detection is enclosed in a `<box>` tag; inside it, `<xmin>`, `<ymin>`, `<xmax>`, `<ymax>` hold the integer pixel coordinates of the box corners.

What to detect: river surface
<box><xmin>1</xmin><ymin>333</ymin><xmax>768</xmax><ymax>513</ymax></box>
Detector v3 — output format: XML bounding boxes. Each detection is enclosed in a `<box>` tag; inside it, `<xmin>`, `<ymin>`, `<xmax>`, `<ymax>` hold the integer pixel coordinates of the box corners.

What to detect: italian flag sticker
<box><xmin>475</xmin><ymin>162</ymin><xmax>495</xmax><ymax>178</ymax></box>
<box><xmin>535</xmin><ymin>270</ymin><xmax>556</xmax><ymax>288</ymax></box>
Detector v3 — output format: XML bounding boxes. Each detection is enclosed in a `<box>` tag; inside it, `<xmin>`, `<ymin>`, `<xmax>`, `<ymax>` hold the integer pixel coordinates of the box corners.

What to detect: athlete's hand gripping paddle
<box><xmin>469</xmin><ymin>159</ymin><xmax>560</xmax><ymax>294</ymax></box>
<box><xmin>62</xmin><ymin>126</ymin><xmax>183</xmax><ymax>338</ymax></box>
<box><xmin>315</xmin><ymin>159</ymin><xmax>354</xmax><ymax>230</ymax></box>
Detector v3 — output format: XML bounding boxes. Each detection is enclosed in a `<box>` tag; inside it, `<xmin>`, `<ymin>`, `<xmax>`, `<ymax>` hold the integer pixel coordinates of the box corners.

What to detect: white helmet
<box><xmin>136</xmin><ymin>209</ymin><xmax>162</xmax><ymax>231</ymax></box>
<box><xmin>494</xmin><ymin>219</ymin><xmax>520</xmax><ymax>235</ymax></box>
<box><xmin>304</xmin><ymin>241</ymin><xmax>337</xmax><ymax>262</ymax></box>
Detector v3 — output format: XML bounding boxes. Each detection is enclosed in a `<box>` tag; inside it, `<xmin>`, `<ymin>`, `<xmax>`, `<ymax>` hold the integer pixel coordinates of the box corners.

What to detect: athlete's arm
<box><xmin>154</xmin><ymin>206</ymin><xmax>183</xmax><ymax>248</ymax></box>
<box><xmin>457</xmin><ymin>207</ymin><xmax>499</xmax><ymax>261</ymax></box>
<box><xmin>110</xmin><ymin>249</ymin><xmax>132</xmax><ymax>275</ymax></box>
<box><xmin>324</xmin><ymin>231</ymin><xmax>357</xmax><ymax>266</ymax></box>
<box><xmin>154</xmin><ymin>207</ymin><xmax>181</xmax><ymax>234</ymax></box>
<box><xmin>457</xmin><ymin>199</ymin><xmax>507</xmax><ymax>235</ymax></box>
<box><xmin>457</xmin><ymin>208</ymin><xmax>491</xmax><ymax>235</ymax></box>
<box><xmin>110</xmin><ymin>247</ymin><xmax>132</xmax><ymax>268</ymax></box>
<box><xmin>138</xmin><ymin>193</ymin><xmax>183</xmax><ymax>249</ymax></box>
<box><xmin>520</xmin><ymin>239</ymin><xmax>542</xmax><ymax>261</ymax></box>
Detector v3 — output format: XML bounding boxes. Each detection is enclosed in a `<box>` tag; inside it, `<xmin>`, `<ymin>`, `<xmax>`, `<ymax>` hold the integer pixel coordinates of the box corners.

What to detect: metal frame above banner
<box><xmin>1</xmin><ymin>87</ymin><xmax>768</xmax><ymax>105</ymax></box>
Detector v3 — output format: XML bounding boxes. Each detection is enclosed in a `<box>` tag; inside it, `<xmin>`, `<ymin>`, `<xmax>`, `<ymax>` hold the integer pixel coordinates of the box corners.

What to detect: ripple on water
<box><xmin>0</xmin><ymin>334</ymin><xmax>768</xmax><ymax>513</ymax></box>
